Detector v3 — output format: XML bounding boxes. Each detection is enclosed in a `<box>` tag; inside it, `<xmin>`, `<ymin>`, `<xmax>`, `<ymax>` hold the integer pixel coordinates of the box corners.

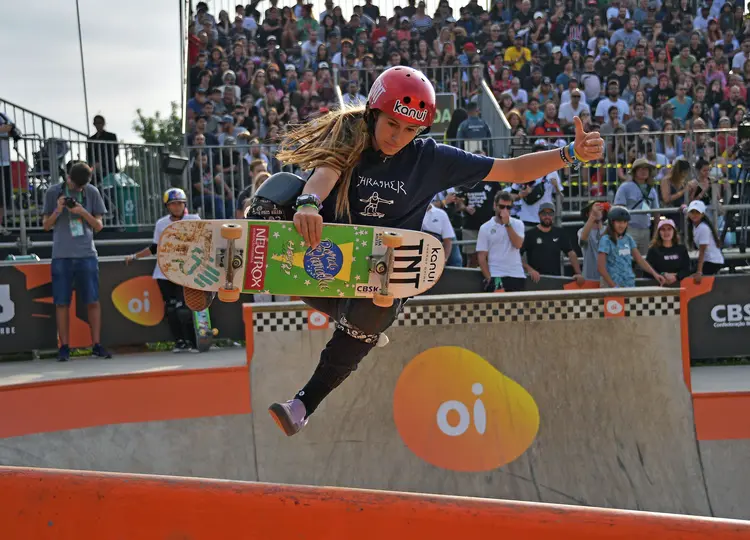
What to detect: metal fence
<box><xmin>0</xmin><ymin>136</ymin><xmax>170</xmax><ymax>236</ymax></box>
<box><xmin>2</xmin><ymin>126</ymin><xmax>749</xmax><ymax>253</ymax></box>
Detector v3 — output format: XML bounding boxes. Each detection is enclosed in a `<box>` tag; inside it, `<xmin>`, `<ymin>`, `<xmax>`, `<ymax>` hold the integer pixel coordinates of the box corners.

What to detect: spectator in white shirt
<box><xmin>595</xmin><ymin>80</ymin><xmax>631</xmax><ymax>124</ymax></box>
<box><xmin>507</xmin><ymin>167</ymin><xmax>563</xmax><ymax>227</ymax></box>
<box><xmin>421</xmin><ymin>202</ymin><xmax>460</xmax><ymax>266</ymax></box>
<box><xmin>508</xmin><ymin>77</ymin><xmax>529</xmax><ymax>108</ymax></box>
<box><xmin>342</xmin><ymin>80</ymin><xmax>367</xmax><ymax>106</ymax></box>
<box><xmin>476</xmin><ymin>191</ymin><xmax>526</xmax><ymax>292</ymax></box>
<box><xmin>558</xmin><ymin>89</ymin><xmax>590</xmax><ymax>127</ymax></box>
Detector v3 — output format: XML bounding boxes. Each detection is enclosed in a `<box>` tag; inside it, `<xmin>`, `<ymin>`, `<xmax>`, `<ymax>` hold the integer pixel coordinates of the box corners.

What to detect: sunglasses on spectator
<box><xmin>497</xmin><ymin>204</ymin><xmax>513</xmax><ymax>209</ymax></box>
<box><xmin>540</xmin><ymin>210</ymin><xmax>554</xmax><ymax>216</ymax></box>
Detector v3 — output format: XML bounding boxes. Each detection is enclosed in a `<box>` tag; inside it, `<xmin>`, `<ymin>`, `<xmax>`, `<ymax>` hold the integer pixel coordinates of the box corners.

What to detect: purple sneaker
<box><xmin>268</xmin><ymin>398</ymin><xmax>308</xmax><ymax>436</ymax></box>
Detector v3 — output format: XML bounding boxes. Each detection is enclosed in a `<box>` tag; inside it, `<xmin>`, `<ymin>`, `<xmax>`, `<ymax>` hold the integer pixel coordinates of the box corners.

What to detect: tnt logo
<box><xmin>111</xmin><ymin>277</ymin><xmax>164</xmax><ymax>326</ymax></box>
<box><xmin>393</xmin><ymin>346</ymin><xmax>539</xmax><ymax>472</ymax></box>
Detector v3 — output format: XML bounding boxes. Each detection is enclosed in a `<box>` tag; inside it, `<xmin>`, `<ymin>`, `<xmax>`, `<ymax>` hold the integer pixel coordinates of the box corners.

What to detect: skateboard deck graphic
<box><xmin>193</xmin><ymin>307</ymin><xmax>217</xmax><ymax>352</ymax></box>
<box><xmin>157</xmin><ymin>219</ymin><xmax>445</xmax><ymax>304</ymax></box>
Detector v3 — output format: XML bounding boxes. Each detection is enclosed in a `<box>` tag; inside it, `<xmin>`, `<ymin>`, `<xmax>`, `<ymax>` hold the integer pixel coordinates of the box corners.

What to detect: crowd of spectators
<box><xmin>183</xmin><ymin>0</ymin><xmax>749</xmax><ymax>279</ymax></box>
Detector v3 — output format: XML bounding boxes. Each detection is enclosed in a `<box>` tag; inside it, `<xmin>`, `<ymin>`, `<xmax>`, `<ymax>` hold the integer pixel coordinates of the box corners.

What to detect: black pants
<box><xmin>157</xmin><ymin>279</ymin><xmax>196</xmax><ymax>347</ymax></box>
<box><xmin>294</xmin><ymin>296</ymin><xmax>405</xmax><ymax>417</ymax></box>
<box><xmin>702</xmin><ymin>262</ymin><xmax>724</xmax><ymax>276</ymax></box>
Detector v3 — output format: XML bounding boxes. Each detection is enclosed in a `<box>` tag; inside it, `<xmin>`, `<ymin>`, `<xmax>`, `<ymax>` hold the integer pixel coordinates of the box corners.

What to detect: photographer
<box><xmin>42</xmin><ymin>161</ymin><xmax>111</xmax><ymax>362</ymax></box>
<box><xmin>0</xmin><ymin>112</ymin><xmax>17</xmax><ymax>236</ymax></box>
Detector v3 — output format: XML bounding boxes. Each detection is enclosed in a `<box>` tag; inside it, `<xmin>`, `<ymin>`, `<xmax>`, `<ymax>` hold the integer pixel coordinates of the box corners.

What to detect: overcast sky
<box><xmin>1</xmin><ymin>0</ymin><xmax>182</xmax><ymax>144</ymax></box>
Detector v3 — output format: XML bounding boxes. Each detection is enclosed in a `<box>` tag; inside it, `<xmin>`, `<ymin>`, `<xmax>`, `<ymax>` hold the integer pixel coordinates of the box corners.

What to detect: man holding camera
<box><xmin>43</xmin><ymin>161</ymin><xmax>111</xmax><ymax>362</ymax></box>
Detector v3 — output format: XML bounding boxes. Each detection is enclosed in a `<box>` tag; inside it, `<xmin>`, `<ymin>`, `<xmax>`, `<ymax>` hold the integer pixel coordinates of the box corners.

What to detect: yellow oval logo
<box><xmin>393</xmin><ymin>346</ymin><xmax>539</xmax><ymax>472</ymax></box>
<box><xmin>111</xmin><ymin>277</ymin><xmax>164</xmax><ymax>327</ymax></box>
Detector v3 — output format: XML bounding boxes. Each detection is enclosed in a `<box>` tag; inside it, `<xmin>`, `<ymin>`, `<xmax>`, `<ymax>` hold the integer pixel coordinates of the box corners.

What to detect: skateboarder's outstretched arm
<box><xmin>482</xmin><ymin>118</ymin><xmax>604</xmax><ymax>185</ymax></box>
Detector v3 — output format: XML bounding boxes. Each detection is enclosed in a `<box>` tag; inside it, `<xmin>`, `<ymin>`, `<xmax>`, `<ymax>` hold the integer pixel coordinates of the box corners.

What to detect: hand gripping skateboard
<box><xmin>157</xmin><ymin>219</ymin><xmax>445</xmax><ymax>307</ymax></box>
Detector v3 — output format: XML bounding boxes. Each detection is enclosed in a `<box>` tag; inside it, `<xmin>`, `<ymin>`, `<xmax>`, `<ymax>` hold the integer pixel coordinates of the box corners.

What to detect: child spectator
<box><xmin>597</xmin><ymin>206</ymin><xmax>665</xmax><ymax>288</ymax></box>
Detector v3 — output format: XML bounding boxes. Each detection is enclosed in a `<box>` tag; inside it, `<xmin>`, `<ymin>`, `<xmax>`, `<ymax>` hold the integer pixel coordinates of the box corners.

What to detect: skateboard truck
<box><xmin>368</xmin><ymin>231</ymin><xmax>403</xmax><ymax>308</ymax></box>
<box><xmin>217</xmin><ymin>223</ymin><xmax>243</xmax><ymax>302</ymax></box>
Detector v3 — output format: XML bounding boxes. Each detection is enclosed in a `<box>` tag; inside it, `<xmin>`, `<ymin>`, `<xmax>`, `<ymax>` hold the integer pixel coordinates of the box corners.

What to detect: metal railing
<box><xmin>180</xmin><ymin>141</ymin><xmax>300</xmax><ymax>219</ymax></box>
<box><xmin>1</xmin><ymin>126</ymin><xmax>748</xmax><ymax>256</ymax></box>
<box><xmin>1</xmin><ymin>98</ymin><xmax>88</xmax><ymax>143</ymax></box>
<box><xmin>0</xmin><ymin>136</ymin><xmax>171</xmax><ymax>237</ymax></box>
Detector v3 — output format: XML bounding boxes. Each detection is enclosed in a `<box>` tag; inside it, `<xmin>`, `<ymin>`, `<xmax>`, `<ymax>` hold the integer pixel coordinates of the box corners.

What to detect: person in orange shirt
<box><xmin>505</xmin><ymin>34</ymin><xmax>531</xmax><ymax>72</ymax></box>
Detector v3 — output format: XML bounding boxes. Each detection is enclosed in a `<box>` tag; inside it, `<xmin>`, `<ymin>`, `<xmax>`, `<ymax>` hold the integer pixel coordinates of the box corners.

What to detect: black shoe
<box><xmin>92</xmin><ymin>343</ymin><xmax>112</xmax><ymax>359</ymax></box>
<box><xmin>58</xmin><ymin>344</ymin><xmax>70</xmax><ymax>362</ymax></box>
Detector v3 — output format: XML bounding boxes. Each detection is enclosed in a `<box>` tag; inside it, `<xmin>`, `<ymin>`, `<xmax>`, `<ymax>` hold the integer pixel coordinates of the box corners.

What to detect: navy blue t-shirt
<box><xmin>319</xmin><ymin>138</ymin><xmax>495</xmax><ymax>232</ymax></box>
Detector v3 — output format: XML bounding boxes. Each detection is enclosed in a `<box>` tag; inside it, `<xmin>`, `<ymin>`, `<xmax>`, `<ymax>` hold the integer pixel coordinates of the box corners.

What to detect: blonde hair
<box><xmin>276</xmin><ymin>104</ymin><xmax>371</xmax><ymax>221</ymax></box>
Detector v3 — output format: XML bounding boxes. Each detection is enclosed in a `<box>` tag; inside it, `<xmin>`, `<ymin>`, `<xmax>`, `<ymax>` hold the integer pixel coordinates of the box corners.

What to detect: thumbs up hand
<box><xmin>571</xmin><ymin>115</ymin><xmax>604</xmax><ymax>163</ymax></box>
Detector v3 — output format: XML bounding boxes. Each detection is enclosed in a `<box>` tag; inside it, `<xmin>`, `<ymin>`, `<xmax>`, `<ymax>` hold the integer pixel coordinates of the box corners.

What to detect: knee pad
<box><xmin>244</xmin><ymin>172</ymin><xmax>305</xmax><ymax>221</ymax></box>
<box><xmin>335</xmin><ymin>315</ymin><xmax>380</xmax><ymax>345</ymax></box>
<box><xmin>334</xmin><ymin>299</ymin><xmax>405</xmax><ymax>345</ymax></box>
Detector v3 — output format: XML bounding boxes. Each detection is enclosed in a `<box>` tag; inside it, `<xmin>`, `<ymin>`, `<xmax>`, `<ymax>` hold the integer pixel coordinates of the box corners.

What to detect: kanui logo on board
<box><xmin>393</xmin><ymin>346</ymin><xmax>539</xmax><ymax>472</ymax></box>
<box><xmin>111</xmin><ymin>276</ymin><xmax>164</xmax><ymax>326</ymax></box>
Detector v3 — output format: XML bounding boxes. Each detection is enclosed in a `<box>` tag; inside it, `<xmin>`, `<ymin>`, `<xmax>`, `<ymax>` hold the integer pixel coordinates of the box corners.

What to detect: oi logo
<box><xmin>111</xmin><ymin>276</ymin><xmax>164</xmax><ymax>326</ymax></box>
<box><xmin>393</xmin><ymin>346</ymin><xmax>540</xmax><ymax>472</ymax></box>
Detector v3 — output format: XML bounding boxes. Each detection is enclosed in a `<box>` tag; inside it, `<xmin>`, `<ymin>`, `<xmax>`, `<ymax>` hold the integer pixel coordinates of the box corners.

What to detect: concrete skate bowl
<box><xmin>1</xmin><ymin>287</ymin><xmax>749</xmax><ymax>530</ymax></box>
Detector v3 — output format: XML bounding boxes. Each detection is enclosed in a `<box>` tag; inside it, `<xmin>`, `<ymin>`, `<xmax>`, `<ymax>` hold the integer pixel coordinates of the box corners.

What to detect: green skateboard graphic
<box><xmin>158</xmin><ymin>219</ymin><xmax>445</xmax><ymax>305</ymax></box>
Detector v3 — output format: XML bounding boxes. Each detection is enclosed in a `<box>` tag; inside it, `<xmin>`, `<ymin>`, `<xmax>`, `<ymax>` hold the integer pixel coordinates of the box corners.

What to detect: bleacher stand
<box><xmin>184</xmin><ymin>0</ymin><xmax>750</xmax><ymax>273</ymax></box>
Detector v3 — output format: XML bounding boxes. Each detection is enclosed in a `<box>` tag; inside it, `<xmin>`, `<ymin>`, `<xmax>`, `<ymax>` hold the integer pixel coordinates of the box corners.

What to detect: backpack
<box><xmin>524</xmin><ymin>180</ymin><xmax>547</xmax><ymax>206</ymax></box>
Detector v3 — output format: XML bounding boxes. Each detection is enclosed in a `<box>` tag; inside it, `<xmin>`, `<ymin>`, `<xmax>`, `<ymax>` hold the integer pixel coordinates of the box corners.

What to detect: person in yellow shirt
<box><xmin>505</xmin><ymin>34</ymin><xmax>531</xmax><ymax>72</ymax></box>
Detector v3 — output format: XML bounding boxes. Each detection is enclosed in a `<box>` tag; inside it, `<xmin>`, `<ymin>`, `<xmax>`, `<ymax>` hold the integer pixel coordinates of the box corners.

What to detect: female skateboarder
<box><xmin>266</xmin><ymin>66</ymin><xmax>604</xmax><ymax>436</ymax></box>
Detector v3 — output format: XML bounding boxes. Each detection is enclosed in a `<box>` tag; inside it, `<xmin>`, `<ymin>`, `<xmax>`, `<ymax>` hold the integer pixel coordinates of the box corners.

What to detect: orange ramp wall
<box><xmin>1</xmin><ymin>466</ymin><xmax>750</xmax><ymax>540</ymax></box>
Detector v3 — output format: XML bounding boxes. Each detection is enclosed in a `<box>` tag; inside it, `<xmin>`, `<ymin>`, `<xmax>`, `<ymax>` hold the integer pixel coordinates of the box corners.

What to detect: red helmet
<box><xmin>367</xmin><ymin>66</ymin><xmax>436</xmax><ymax>128</ymax></box>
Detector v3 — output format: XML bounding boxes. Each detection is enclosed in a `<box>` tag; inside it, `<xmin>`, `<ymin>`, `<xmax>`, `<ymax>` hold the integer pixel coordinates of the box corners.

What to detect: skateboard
<box><xmin>192</xmin><ymin>306</ymin><xmax>218</xmax><ymax>352</ymax></box>
<box><xmin>157</xmin><ymin>219</ymin><xmax>445</xmax><ymax>306</ymax></box>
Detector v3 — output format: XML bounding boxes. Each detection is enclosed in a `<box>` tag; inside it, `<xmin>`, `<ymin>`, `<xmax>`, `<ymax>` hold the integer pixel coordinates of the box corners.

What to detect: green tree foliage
<box><xmin>132</xmin><ymin>101</ymin><xmax>184</xmax><ymax>153</ymax></box>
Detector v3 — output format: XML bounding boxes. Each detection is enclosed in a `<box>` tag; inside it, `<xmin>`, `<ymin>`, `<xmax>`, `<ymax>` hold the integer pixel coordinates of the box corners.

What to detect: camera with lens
<box><xmin>7</xmin><ymin>123</ymin><xmax>21</xmax><ymax>142</ymax></box>
<box><xmin>64</xmin><ymin>197</ymin><xmax>78</xmax><ymax>209</ymax></box>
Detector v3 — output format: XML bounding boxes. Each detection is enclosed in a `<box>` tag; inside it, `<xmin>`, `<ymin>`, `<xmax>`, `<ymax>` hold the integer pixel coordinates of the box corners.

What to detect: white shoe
<box><xmin>376</xmin><ymin>333</ymin><xmax>390</xmax><ymax>348</ymax></box>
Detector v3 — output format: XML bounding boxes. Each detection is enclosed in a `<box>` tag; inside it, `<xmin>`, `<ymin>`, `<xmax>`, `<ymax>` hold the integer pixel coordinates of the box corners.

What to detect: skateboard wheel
<box><xmin>373</xmin><ymin>293</ymin><xmax>394</xmax><ymax>308</ymax></box>
<box><xmin>212</xmin><ymin>328</ymin><xmax>219</xmax><ymax>336</ymax></box>
<box><xmin>218</xmin><ymin>287</ymin><xmax>241</xmax><ymax>302</ymax></box>
<box><xmin>221</xmin><ymin>223</ymin><xmax>243</xmax><ymax>240</ymax></box>
<box><xmin>382</xmin><ymin>232</ymin><xmax>403</xmax><ymax>248</ymax></box>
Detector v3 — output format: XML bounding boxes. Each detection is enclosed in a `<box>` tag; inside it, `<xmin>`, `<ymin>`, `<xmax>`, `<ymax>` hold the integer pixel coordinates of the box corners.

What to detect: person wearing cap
<box><xmin>521</xmin><ymin>202</ymin><xmax>585</xmax><ymax>285</ymax></box>
<box><xmin>217</xmin><ymin>115</ymin><xmax>237</xmax><ymax>145</ymax></box>
<box><xmin>508</xmin><ymin>140</ymin><xmax>563</xmax><ymax>227</ymax></box>
<box><xmin>686</xmin><ymin>200</ymin><xmax>725</xmax><ymax>283</ymax></box>
<box><xmin>598</xmin><ymin>206</ymin><xmax>666</xmax><ymax>288</ymax></box>
<box><xmin>505</xmin><ymin>34</ymin><xmax>531</xmax><ymax>72</ymax></box>
<box><xmin>457</xmin><ymin>101</ymin><xmax>492</xmax><ymax>155</ymax></box>
<box><xmin>645</xmin><ymin>219</ymin><xmax>691</xmax><ymax>287</ymax></box>
<box><xmin>613</xmin><ymin>158</ymin><xmax>660</xmax><ymax>255</ymax></box>
<box><xmin>578</xmin><ymin>201</ymin><xmax>609</xmax><ymax>282</ymax></box>
<box><xmin>558</xmin><ymin>88</ymin><xmax>590</xmax><ymax>128</ymax></box>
